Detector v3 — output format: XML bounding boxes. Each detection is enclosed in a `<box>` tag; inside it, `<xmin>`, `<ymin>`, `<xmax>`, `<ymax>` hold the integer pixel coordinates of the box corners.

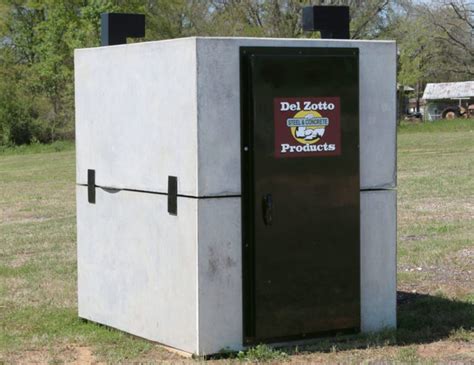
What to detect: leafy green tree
<box><xmin>0</xmin><ymin>0</ymin><xmax>472</xmax><ymax>145</ymax></box>
<box><xmin>0</xmin><ymin>0</ymin><xmax>121</xmax><ymax>144</ymax></box>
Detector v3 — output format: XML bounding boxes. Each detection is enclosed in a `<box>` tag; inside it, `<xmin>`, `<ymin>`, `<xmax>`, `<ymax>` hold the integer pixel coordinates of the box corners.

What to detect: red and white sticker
<box><xmin>274</xmin><ymin>97</ymin><xmax>341</xmax><ymax>158</ymax></box>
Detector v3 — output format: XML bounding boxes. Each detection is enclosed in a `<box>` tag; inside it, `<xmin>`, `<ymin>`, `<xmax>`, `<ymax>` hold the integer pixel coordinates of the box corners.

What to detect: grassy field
<box><xmin>0</xmin><ymin>120</ymin><xmax>473</xmax><ymax>363</ymax></box>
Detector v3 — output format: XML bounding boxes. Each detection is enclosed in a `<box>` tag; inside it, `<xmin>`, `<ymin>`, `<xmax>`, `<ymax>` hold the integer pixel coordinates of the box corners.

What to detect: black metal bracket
<box><xmin>101</xmin><ymin>13</ymin><xmax>145</xmax><ymax>46</ymax></box>
<box><xmin>168</xmin><ymin>176</ymin><xmax>177</xmax><ymax>216</ymax></box>
<box><xmin>302</xmin><ymin>6</ymin><xmax>350</xmax><ymax>39</ymax></box>
<box><xmin>88</xmin><ymin>169</ymin><xmax>96</xmax><ymax>204</ymax></box>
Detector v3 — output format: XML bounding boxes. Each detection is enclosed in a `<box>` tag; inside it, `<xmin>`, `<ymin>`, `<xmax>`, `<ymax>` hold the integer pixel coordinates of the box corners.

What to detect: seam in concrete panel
<box><xmin>76</xmin><ymin>184</ymin><xmax>241</xmax><ymax>199</ymax></box>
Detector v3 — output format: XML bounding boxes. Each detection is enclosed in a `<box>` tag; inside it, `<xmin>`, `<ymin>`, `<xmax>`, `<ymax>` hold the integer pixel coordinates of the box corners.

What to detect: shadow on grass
<box><xmin>227</xmin><ymin>291</ymin><xmax>474</xmax><ymax>359</ymax></box>
<box><xmin>394</xmin><ymin>291</ymin><xmax>473</xmax><ymax>344</ymax></box>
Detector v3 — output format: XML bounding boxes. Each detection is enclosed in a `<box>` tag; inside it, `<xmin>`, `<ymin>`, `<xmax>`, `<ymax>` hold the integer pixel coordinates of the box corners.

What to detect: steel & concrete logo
<box><xmin>274</xmin><ymin>97</ymin><xmax>341</xmax><ymax>158</ymax></box>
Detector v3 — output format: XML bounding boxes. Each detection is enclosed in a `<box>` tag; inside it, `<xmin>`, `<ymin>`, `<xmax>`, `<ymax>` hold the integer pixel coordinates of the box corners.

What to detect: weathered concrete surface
<box><xmin>361</xmin><ymin>189</ymin><xmax>397</xmax><ymax>332</ymax></box>
<box><xmin>75</xmin><ymin>37</ymin><xmax>396</xmax><ymax>197</ymax></box>
<box><xmin>197</xmin><ymin>198</ymin><xmax>243</xmax><ymax>354</ymax></box>
<box><xmin>75</xmin><ymin>38</ymin><xmax>198</xmax><ymax>196</ymax></box>
<box><xmin>76</xmin><ymin>186</ymin><xmax>199</xmax><ymax>353</ymax></box>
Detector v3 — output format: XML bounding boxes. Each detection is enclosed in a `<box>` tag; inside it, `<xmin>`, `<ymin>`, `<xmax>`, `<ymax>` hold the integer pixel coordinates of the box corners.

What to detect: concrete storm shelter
<box><xmin>75</xmin><ymin>37</ymin><xmax>397</xmax><ymax>355</ymax></box>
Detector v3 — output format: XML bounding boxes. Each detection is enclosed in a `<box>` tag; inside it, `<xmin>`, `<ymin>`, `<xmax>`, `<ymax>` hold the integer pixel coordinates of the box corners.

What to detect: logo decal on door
<box><xmin>274</xmin><ymin>97</ymin><xmax>341</xmax><ymax>158</ymax></box>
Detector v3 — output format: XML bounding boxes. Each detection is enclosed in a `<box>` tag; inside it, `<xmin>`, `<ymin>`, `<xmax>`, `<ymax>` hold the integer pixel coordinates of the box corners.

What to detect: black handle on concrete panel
<box><xmin>88</xmin><ymin>169</ymin><xmax>96</xmax><ymax>204</ymax></box>
<box><xmin>262</xmin><ymin>193</ymin><xmax>273</xmax><ymax>226</ymax></box>
<box><xmin>168</xmin><ymin>176</ymin><xmax>177</xmax><ymax>216</ymax></box>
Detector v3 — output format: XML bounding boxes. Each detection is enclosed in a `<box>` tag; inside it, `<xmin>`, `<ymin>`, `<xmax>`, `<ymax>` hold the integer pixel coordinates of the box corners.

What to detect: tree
<box><xmin>0</xmin><ymin>0</ymin><xmax>472</xmax><ymax>145</ymax></box>
<box><xmin>389</xmin><ymin>1</ymin><xmax>473</xmax><ymax>88</ymax></box>
<box><xmin>207</xmin><ymin>0</ymin><xmax>398</xmax><ymax>38</ymax></box>
<box><xmin>421</xmin><ymin>0</ymin><xmax>473</xmax><ymax>78</ymax></box>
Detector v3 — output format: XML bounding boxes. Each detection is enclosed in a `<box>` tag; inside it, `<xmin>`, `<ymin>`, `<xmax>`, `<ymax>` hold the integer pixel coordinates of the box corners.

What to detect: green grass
<box><xmin>393</xmin><ymin>346</ymin><xmax>420</xmax><ymax>363</ymax></box>
<box><xmin>236</xmin><ymin>344</ymin><xmax>288</xmax><ymax>362</ymax></box>
<box><xmin>0</xmin><ymin>146</ymin><xmax>166</xmax><ymax>363</ymax></box>
<box><xmin>0</xmin><ymin>307</ymin><xmax>153</xmax><ymax>361</ymax></box>
<box><xmin>398</xmin><ymin>117</ymin><xmax>474</xmax><ymax>133</ymax></box>
<box><xmin>0</xmin><ymin>140</ymin><xmax>74</xmax><ymax>156</ymax></box>
<box><xmin>397</xmin><ymin>119</ymin><xmax>474</xmax><ymax>281</ymax></box>
<box><xmin>0</xmin><ymin>119</ymin><xmax>473</xmax><ymax>363</ymax></box>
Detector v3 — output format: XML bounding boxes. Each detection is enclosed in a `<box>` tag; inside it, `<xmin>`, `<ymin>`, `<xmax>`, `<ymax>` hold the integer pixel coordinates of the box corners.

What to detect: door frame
<box><xmin>240</xmin><ymin>46</ymin><xmax>360</xmax><ymax>345</ymax></box>
<box><xmin>240</xmin><ymin>46</ymin><xmax>256</xmax><ymax>345</ymax></box>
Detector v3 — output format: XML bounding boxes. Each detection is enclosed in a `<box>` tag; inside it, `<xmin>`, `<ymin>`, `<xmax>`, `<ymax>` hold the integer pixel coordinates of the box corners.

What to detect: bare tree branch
<box><xmin>449</xmin><ymin>1</ymin><xmax>473</xmax><ymax>29</ymax></box>
<box><xmin>432</xmin><ymin>20</ymin><xmax>474</xmax><ymax>55</ymax></box>
<box><xmin>351</xmin><ymin>0</ymin><xmax>389</xmax><ymax>39</ymax></box>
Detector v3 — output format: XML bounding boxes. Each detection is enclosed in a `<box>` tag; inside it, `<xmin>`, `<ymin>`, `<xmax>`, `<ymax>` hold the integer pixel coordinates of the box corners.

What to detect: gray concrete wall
<box><xmin>76</xmin><ymin>186</ymin><xmax>199</xmax><ymax>353</ymax></box>
<box><xmin>360</xmin><ymin>189</ymin><xmax>397</xmax><ymax>332</ymax></box>
<box><xmin>75</xmin><ymin>38</ymin><xmax>199</xmax><ymax>196</ymax></box>
<box><xmin>197</xmin><ymin>198</ymin><xmax>243</xmax><ymax>354</ymax></box>
<box><xmin>196</xmin><ymin>37</ymin><xmax>397</xmax><ymax>196</ymax></box>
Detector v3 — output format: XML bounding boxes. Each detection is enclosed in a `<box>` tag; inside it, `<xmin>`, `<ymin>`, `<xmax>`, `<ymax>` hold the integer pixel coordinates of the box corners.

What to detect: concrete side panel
<box><xmin>196</xmin><ymin>37</ymin><xmax>396</xmax><ymax>195</ymax></box>
<box><xmin>77</xmin><ymin>186</ymin><xmax>198</xmax><ymax>353</ymax></box>
<box><xmin>360</xmin><ymin>189</ymin><xmax>397</xmax><ymax>332</ymax></box>
<box><xmin>358</xmin><ymin>43</ymin><xmax>397</xmax><ymax>189</ymax></box>
<box><xmin>75</xmin><ymin>38</ymin><xmax>198</xmax><ymax>195</ymax></box>
<box><xmin>197</xmin><ymin>198</ymin><xmax>243</xmax><ymax>355</ymax></box>
<box><xmin>195</xmin><ymin>40</ymin><xmax>242</xmax><ymax>197</ymax></box>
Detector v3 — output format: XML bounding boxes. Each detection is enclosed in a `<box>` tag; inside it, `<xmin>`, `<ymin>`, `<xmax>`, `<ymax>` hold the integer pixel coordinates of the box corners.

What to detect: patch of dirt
<box><xmin>8</xmin><ymin>251</ymin><xmax>35</xmax><ymax>268</ymax></box>
<box><xmin>0</xmin><ymin>205</ymin><xmax>50</xmax><ymax>226</ymax></box>
<box><xmin>2</xmin><ymin>330</ymin><xmax>473</xmax><ymax>364</ymax></box>
<box><xmin>399</xmin><ymin>264</ymin><xmax>472</xmax><ymax>282</ymax></box>
<box><xmin>398</xmin><ymin>278</ymin><xmax>472</xmax><ymax>298</ymax></box>
<box><xmin>455</xmin><ymin>247</ymin><xmax>474</xmax><ymax>267</ymax></box>
<box><xmin>70</xmin><ymin>346</ymin><xmax>104</xmax><ymax>365</ymax></box>
<box><xmin>6</xmin><ymin>349</ymin><xmax>49</xmax><ymax>364</ymax></box>
<box><xmin>399</xmin><ymin>234</ymin><xmax>428</xmax><ymax>242</ymax></box>
<box><xmin>4</xmin><ymin>346</ymin><xmax>104</xmax><ymax>365</ymax></box>
<box><xmin>133</xmin><ymin>345</ymin><xmax>192</xmax><ymax>364</ymax></box>
<box><xmin>282</xmin><ymin>346</ymin><xmax>399</xmax><ymax>364</ymax></box>
<box><xmin>398</xmin><ymin>246</ymin><xmax>474</xmax><ymax>297</ymax></box>
<box><xmin>417</xmin><ymin>341</ymin><xmax>474</xmax><ymax>361</ymax></box>
<box><xmin>398</xmin><ymin>197</ymin><xmax>474</xmax><ymax>223</ymax></box>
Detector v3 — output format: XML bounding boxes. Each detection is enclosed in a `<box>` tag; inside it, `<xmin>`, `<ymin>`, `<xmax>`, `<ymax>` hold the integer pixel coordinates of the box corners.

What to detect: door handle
<box><xmin>262</xmin><ymin>193</ymin><xmax>273</xmax><ymax>226</ymax></box>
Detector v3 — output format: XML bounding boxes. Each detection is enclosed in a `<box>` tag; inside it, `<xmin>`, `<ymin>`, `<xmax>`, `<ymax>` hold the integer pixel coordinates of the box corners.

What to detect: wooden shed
<box><xmin>422</xmin><ymin>81</ymin><xmax>474</xmax><ymax>120</ymax></box>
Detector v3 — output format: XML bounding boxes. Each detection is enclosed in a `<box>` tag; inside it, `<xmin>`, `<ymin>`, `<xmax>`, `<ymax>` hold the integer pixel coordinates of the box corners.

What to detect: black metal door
<box><xmin>241</xmin><ymin>47</ymin><xmax>360</xmax><ymax>344</ymax></box>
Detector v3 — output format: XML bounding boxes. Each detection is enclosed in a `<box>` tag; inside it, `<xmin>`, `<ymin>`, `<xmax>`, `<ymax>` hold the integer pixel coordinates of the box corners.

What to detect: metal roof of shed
<box><xmin>422</xmin><ymin>81</ymin><xmax>474</xmax><ymax>100</ymax></box>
